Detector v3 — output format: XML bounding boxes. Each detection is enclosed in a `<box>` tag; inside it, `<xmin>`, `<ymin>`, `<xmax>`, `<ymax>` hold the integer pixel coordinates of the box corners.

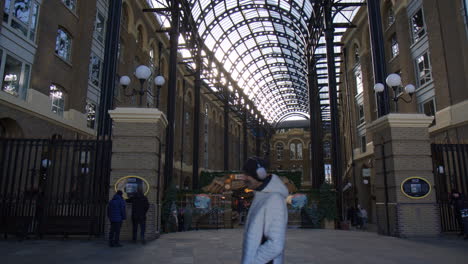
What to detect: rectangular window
<box><xmin>415</xmin><ymin>52</ymin><xmax>432</xmax><ymax>86</ymax></box>
<box><xmin>86</xmin><ymin>101</ymin><xmax>96</xmax><ymax>129</ymax></box>
<box><xmin>50</xmin><ymin>84</ymin><xmax>65</xmax><ymax>116</ymax></box>
<box><xmin>89</xmin><ymin>54</ymin><xmax>102</xmax><ymax>87</ymax></box>
<box><xmin>358</xmin><ymin>104</ymin><xmax>365</xmax><ymax>124</ymax></box>
<box><xmin>1</xmin><ymin>52</ymin><xmax>30</xmax><ymax>99</ymax></box>
<box><xmin>419</xmin><ymin>98</ymin><xmax>436</xmax><ymax>117</ymax></box>
<box><xmin>391</xmin><ymin>34</ymin><xmax>399</xmax><ymax>58</ymax></box>
<box><xmin>55</xmin><ymin>29</ymin><xmax>72</xmax><ymax>62</ymax></box>
<box><xmin>94</xmin><ymin>11</ymin><xmax>105</xmax><ymax>43</ymax></box>
<box><xmin>360</xmin><ymin>135</ymin><xmax>367</xmax><ymax>153</ymax></box>
<box><xmin>3</xmin><ymin>0</ymin><xmax>40</xmax><ymax>42</ymax></box>
<box><xmin>411</xmin><ymin>8</ymin><xmax>426</xmax><ymax>43</ymax></box>
<box><xmin>354</xmin><ymin>64</ymin><xmax>363</xmax><ymax>95</ymax></box>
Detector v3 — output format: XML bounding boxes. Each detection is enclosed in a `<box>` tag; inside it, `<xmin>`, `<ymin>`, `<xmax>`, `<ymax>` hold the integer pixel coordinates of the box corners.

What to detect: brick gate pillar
<box><xmin>108</xmin><ymin>107</ymin><xmax>167</xmax><ymax>241</ymax></box>
<box><xmin>368</xmin><ymin>113</ymin><xmax>440</xmax><ymax>237</ymax></box>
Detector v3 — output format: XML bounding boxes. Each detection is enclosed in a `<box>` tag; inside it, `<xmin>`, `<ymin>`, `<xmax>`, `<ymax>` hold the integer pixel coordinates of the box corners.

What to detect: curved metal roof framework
<box><xmin>147</xmin><ymin>0</ymin><xmax>364</xmax><ymax>126</ymax></box>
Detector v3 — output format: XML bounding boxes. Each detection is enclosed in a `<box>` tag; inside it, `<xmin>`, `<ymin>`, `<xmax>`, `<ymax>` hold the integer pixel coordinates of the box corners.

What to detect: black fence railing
<box><xmin>432</xmin><ymin>143</ymin><xmax>468</xmax><ymax>232</ymax></box>
<box><xmin>0</xmin><ymin>138</ymin><xmax>112</xmax><ymax>238</ymax></box>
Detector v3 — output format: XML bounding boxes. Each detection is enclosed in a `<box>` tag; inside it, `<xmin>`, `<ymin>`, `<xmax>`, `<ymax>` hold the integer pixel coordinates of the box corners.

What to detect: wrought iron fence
<box><xmin>0</xmin><ymin>138</ymin><xmax>112</xmax><ymax>238</ymax></box>
<box><xmin>431</xmin><ymin>143</ymin><xmax>468</xmax><ymax>232</ymax></box>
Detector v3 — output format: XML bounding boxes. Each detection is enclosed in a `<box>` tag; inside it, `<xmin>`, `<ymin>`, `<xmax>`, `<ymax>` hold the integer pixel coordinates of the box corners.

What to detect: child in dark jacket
<box><xmin>108</xmin><ymin>190</ymin><xmax>126</xmax><ymax>247</ymax></box>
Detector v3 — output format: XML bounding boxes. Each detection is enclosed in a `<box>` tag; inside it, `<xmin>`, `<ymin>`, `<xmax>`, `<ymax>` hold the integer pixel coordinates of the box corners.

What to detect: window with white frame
<box><xmin>276</xmin><ymin>143</ymin><xmax>284</xmax><ymax>161</ymax></box>
<box><xmin>391</xmin><ymin>34</ymin><xmax>399</xmax><ymax>58</ymax></box>
<box><xmin>410</xmin><ymin>8</ymin><xmax>426</xmax><ymax>43</ymax></box>
<box><xmin>50</xmin><ymin>84</ymin><xmax>65</xmax><ymax>116</ymax></box>
<box><xmin>415</xmin><ymin>52</ymin><xmax>432</xmax><ymax>86</ymax></box>
<box><xmin>358</xmin><ymin>103</ymin><xmax>365</xmax><ymax>124</ymax></box>
<box><xmin>61</xmin><ymin>0</ymin><xmax>77</xmax><ymax>12</ymax></box>
<box><xmin>296</xmin><ymin>143</ymin><xmax>303</xmax><ymax>160</ymax></box>
<box><xmin>94</xmin><ymin>11</ymin><xmax>105</xmax><ymax>43</ymax></box>
<box><xmin>419</xmin><ymin>97</ymin><xmax>436</xmax><ymax>117</ymax></box>
<box><xmin>86</xmin><ymin>101</ymin><xmax>96</xmax><ymax>129</ymax></box>
<box><xmin>1</xmin><ymin>50</ymin><xmax>31</xmax><ymax>99</ymax></box>
<box><xmin>290</xmin><ymin>143</ymin><xmax>296</xmax><ymax>160</ymax></box>
<box><xmin>3</xmin><ymin>0</ymin><xmax>40</xmax><ymax>42</ymax></box>
<box><xmin>89</xmin><ymin>54</ymin><xmax>102</xmax><ymax>87</ymax></box>
<box><xmin>354</xmin><ymin>64</ymin><xmax>363</xmax><ymax>95</ymax></box>
<box><xmin>55</xmin><ymin>29</ymin><xmax>72</xmax><ymax>62</ymax></box>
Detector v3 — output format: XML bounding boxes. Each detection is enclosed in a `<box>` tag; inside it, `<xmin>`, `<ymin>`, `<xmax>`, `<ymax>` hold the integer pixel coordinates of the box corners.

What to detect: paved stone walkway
<box><xmin>1</xmin><ymin>229</ymin><xmax>467</xmax><ymax>264</ymax></box>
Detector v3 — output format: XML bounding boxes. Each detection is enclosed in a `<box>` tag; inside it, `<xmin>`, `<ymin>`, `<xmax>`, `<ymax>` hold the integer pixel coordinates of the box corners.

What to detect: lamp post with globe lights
<box><xmin>374</xmin><ymin>73</ymin><xmax>415</xmax><ymax>112</ymax></box>
<box><xmin>119</xmin><ymin>65</ymin><xmax>165</xmax><ymax>108</ymax></box>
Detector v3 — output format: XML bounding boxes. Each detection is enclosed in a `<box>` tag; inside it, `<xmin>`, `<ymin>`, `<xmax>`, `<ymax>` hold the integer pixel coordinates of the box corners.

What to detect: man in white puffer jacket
<box><xmin>240</xmin><ymin>157</ymin><xmax>289</xmax><ymax>264</ymax></box>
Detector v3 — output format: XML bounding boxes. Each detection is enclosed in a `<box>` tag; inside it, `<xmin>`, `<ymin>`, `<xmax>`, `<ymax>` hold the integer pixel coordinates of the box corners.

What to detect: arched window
<box><xmin>50</xmin><ymin>84</ymin><xmax>65</xmax><ymax>116</ymax></box>
<box><xmin>121</xmin><ymin>3</ymin><xmax>129</xmax><ymax>31</ymax></box>
<box><xmin>276</xmin><ymin>143</ymin><xmax>284</xmax><ymax>161</ymax></box>
<box><xmin>55</xmin><ymin>28</ymin><xmax>72</xmax><ymax>61</ymax></box>
<box><xmin>62</xmin><ymin>0</ymin><xmax>77</xmax><ymax>12</ymax></box>
<box><xmin>387</xmin><ymin>5</ymin><xmax>395</xmax><ymax>27</ymax></box>
<box><xmin>297</xmin><ymin>143</ymin><xmax>303</xmax><ymax>160</ymax></box>
<box><xmin>204</xmin><ymin>104</ymin><xmax>209</xmax><ymax>168</ymax></box>
<box><xmin>290</xmin><ymin>143</ymin><xmax>296</xmax><ymax>160</ymax></box>
<box><xmin>136</xmin><ymin>25</ymin><xmax>144</xmax><ymax>48</ymax></box>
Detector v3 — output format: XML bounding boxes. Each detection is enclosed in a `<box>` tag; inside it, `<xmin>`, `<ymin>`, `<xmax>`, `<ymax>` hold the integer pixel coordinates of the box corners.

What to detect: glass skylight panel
<box><xmin>214</xmin><ymin>2</ymin><xmax>226</xmax><ymax>17</ymax></box>
<box><xmin>215</xmin><ymin>49</ymin><xmax>224</xmax><ymax>62</ymax></box>
<box><xmin>220</xmin><ymin>16</ymin><xmax>234</xmax><ymax>30</ymax></box>
<box><xmin>244</xmin><ymin>38</ymin><xmax>257</xmax><ymax>50</ymax></box>
<box><xmin>226</xmin><ymin>0</ymin><xmax>237</xmax><ymax>9</ymax></box>
<box><xmin>205</xmin><ymin>34</ymin><xmax>216</xmax><ymax>50</ymax></box>
<box><xmin>211</xmin><ymin>24</ymin><xmax>224</xmax><ymax>38</ymax></box>
<box><xmin>231</xmin><ymin>12</ymin><xmax>244</xmax><ymax>24</ymax></box>
<box><xmin>244</xmin><ymin>9</ymin><xmax>259</xmax><ymax>20</ymax></box>
<box><xmin>205</xmin><ymin>9</ymin><xmax>215</xmax><ymax>28</ymax></box>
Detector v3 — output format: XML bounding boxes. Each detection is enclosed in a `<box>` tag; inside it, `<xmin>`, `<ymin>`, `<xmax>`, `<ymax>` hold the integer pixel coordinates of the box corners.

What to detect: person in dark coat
<box><xmin>127</xmin><ymin>190</ymin><xmax>149</xmax><ymax>243</ymax></box>
<box><xmin>450</xmin><ymin>190</ymin><xmax>467</xmax><ymax>237</ymax></box>
<box><xmin>108</xmin><ymin>190</ymin><xmax>126</xmax><ymax>247</ymax></box>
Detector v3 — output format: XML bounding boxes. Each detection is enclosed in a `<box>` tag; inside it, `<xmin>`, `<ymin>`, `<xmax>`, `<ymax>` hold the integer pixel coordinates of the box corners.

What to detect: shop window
<box><xmin>3</xmin><ymin>0</ymin><xmax>40</xmax><ymax>42</ymax></box>
<box><xmin>1</xmin><ymin>51</ymin><xmax>30</xmax><ymax>99</ymax></box>
<box><xmin>55</xmin><ymin>28</ymin><xmax>72</xmax><ymax>62</ymax></box>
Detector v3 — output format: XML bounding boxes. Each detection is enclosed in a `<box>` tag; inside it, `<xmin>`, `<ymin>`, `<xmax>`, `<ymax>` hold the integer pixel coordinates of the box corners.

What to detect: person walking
<box><xmin>359</xmin><ymin>206</ymin><xmax>368</xmax><ymax>230</ymax></box>
<box><xmin>240</xmin><ymin>157</ymin><xmax>288</xmax><ymax>264</ymax></box>
<box><xmin>108</xmin><ymin>190</ymin><xmax>126</xmax><ymax>247</ymax></box>
<box><xmin>127</xmin><ymin>190</ymin><xmax>149</xmax><ymax>244</ymax></box>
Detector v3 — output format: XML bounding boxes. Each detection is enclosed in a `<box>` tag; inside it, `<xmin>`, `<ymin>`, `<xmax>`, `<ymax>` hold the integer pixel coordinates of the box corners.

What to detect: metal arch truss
<box><xmin>154</xmin><ymin>0</ymin><xmax>364</xmax><ymax>126</ymax></box>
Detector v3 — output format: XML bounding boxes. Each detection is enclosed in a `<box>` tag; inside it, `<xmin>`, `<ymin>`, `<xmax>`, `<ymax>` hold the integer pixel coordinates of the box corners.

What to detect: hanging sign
<box><xmin>114</xmin><ymin>175</ymin><xmax>150</xmax><ymax>199</ymax></box>
<box><xmin>400</xmin><ymin>177</ymin><xmax>431</xmax><ymax>199</ymax></box>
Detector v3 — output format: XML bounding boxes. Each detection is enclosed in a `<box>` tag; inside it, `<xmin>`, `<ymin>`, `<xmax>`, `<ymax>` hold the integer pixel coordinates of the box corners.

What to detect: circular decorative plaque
<box><xmin>400</xmin><ymin>177</ymin><xmax>431</xmax><ymax>199</ymax></box>
<box><xmin>114</xmin><ymin>175</ymin><xmax>150</xmax><ymax>199</ymax></box>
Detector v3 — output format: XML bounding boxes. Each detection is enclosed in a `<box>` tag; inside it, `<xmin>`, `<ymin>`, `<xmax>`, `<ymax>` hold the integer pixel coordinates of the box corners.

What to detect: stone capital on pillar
<box><xmin>108</xmin><ymin>107</ymin><xmax>168</xmax><ymax>241</ymax></box>
<box><xmin>367</xmin><ymin>113</ymin><xmax>440</xmax><ymax>237</ymax></box>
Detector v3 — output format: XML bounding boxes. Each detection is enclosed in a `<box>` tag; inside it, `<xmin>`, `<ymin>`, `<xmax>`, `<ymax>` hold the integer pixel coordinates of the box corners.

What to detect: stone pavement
<box><xmin>1</xmin><ymin>228</ymin><xmax>467</xmax><ymax>264</ymax></box>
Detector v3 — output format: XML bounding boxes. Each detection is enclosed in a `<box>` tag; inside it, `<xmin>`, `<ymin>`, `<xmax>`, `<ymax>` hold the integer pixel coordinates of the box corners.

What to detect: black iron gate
<box><xmin>431</xmin><ymin>143</ymin><xmax>468</xmax><ymax>232</ymax></box>
<box><xmin>0</xmin><ymin>138</ymin><xmax>112</xmax><ymax>238</ymax></box>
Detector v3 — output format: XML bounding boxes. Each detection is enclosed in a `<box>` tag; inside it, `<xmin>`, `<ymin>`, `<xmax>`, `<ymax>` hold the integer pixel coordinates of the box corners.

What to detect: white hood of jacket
<box><xmin>241</xmin><ymin>174</ymin><xmax>289</xmax><ymax>264</ymax></box>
